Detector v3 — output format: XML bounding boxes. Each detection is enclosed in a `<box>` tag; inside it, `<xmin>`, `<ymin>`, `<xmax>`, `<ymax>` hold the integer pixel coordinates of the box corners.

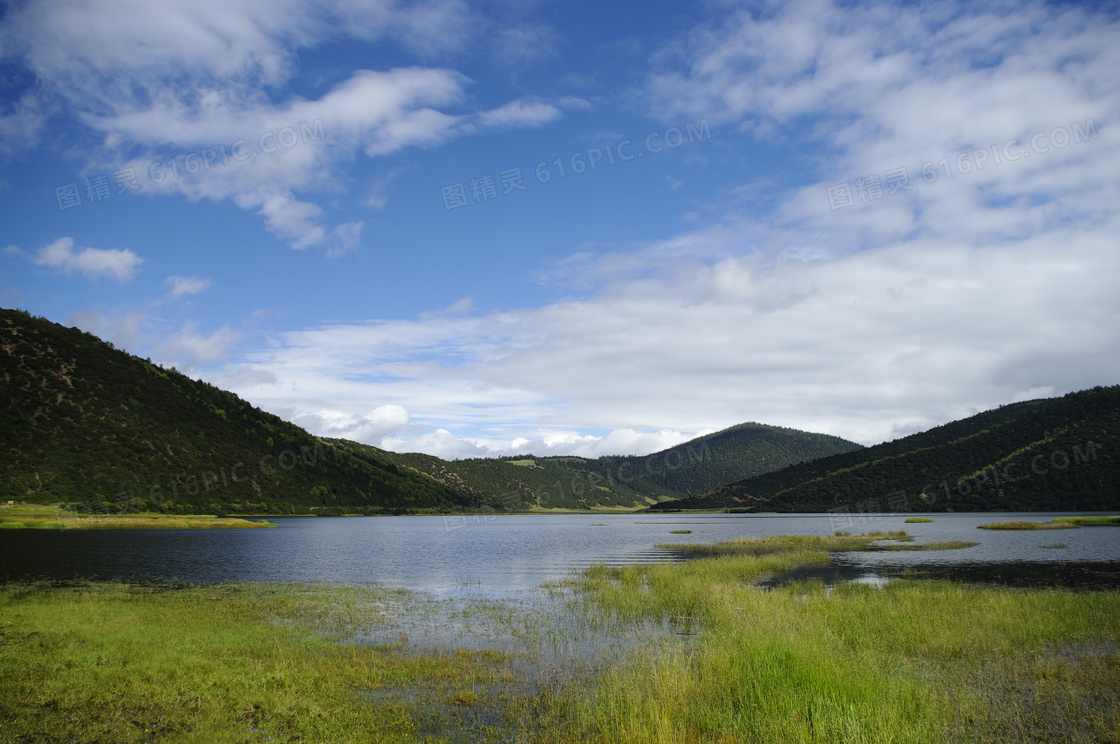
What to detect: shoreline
<box><xmin>0</xmin><ymin>506</ymin><xmax>274</xmax><ymax>529</ymax></box>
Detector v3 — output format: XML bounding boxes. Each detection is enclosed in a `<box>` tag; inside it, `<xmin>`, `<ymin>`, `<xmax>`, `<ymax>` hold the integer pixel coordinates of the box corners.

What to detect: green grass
<box><xmin>553</xmin><ymin>534</ymin><xmax>1120</xmax><ymax>743</ymax></box>
<box><xmin>669</xmin><ymin>530</ymin><xmax>692</xmax><ymax>534</ymax></box>
<box><xmin>0</xmin><ymin>583</ymin><xmax>522</xmax><ymax>743</ymax></box>
<box><xmin>662</xmin><ymin>532</ymin><xmax>936</xmax><ymax>560</ymax></box>
<box><xmin>1053</xmin><ymin>515</ymin><xmax>1120</xmax><ymax>526</ymax></box>
<box><xmin>0</xmin><ymin>505</ymin><xmax>273</xmax><ymax>529</ymax></box>
<box><xmin>877</xmin><ymin>540</ymin><xmax>979</xmax><ymax>551</ymax></box>
<box><xmin>3</xmin><ymin>532</ymin><xmax>1118</xmax><ymax>743</ymax></box>
<box><xmin>978</xmin><ymin>521</ymin><xmax>1080</xmax><ymax>530</ymax></box>
<box><xmin>905</xmin><ymin>517</ymin><xmax>933</xmax><ymax>523</ymax></box>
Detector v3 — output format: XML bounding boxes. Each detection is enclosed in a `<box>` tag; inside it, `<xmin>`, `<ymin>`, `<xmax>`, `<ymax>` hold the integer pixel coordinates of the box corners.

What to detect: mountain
<box><xmin>0</xmin><ymin>308</ymin><xmax>469</xmax><ymax>515</ymax></box>
<box><xmin>0</xmin><ymin>308</ymin><xmax>860</xmax><ymax>513</ymax></box>
<box><xmin>600</xmin><ymin>423</ymin><xmax>863</xmax><ymax>497</ymax></box>
<box><xmin>653</xmin><ymin>386</ymin><xmax>1120</xmax><ymax>513</ymax></box>
<box><xmin>340</xmin><ymin>422</ymin><xmax>862</xmax><ymax>511</ymax></box>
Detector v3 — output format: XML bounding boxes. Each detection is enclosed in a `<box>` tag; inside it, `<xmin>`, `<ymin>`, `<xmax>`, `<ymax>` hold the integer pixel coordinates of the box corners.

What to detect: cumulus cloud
<box><xmin>25</xmin><ymin>0</ymin><xmax>1118</xmax><ymax>459</ymax></box>
<box><xmin>212</xmin><ymin>207</ymin><xmax>1120</xmax><ymax>454</ymax></box>
<box><xmin>0</xmin><ymin>1</ymin><xmax>566</xmax><ymax>251</ymax></box>
<box><xmin>166</xmin><ymin>276</ymin><xmax>212</xmax><ymax>299</ymax></box>
<box><xmin>67</xmin><ymin>305</ymin><xmax>242</xmax><ymax>372</ymax></box>
<box><xmin>68</xmin><ymin>308</ymin><xmax>147</xmax><ymax>352</ymax></box>
<box><xmin>643</xmin><ymin>0</ymin><xmax>1119</xmax><ymax>252</ymax></box>
<box><xmin>154</xmin><ymin>322</ymin><xmax>242</xmax><ymax>368</ymax></box>
<box><xmin>475</xmin><ymin>100</ymin><xmax>563</xmax><ymax>129</ymax></box>
<box><xmin>32</xmin><ymin>237</ymin><xmax>142</xmax><ymax>281</ymax></box>
<box><xmin>0</xmin><ymin>93</ymin><xmax>49</xmax><ymax>156</ymax></box>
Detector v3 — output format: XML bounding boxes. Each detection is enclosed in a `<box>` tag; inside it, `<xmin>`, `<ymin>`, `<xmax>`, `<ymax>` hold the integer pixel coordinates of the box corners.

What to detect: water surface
<box><xmin>2</xmin><ymin>512</ymin><xmax>1118</xmax><ymax>593</ymax></box>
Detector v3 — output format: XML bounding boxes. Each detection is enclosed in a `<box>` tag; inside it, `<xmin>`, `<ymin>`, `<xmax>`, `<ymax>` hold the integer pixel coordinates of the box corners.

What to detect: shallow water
<box><xmin>2</xmin><ymin>511</ymin><xmax>1118</xmax><ymax>592</ymax></box>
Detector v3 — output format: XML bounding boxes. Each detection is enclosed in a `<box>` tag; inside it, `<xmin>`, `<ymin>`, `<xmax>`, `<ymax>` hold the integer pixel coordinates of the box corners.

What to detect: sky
<box><xmin>1</xmin><ymin>0</ymin><xmax>1118</xmax><ymax>460</ymax></box>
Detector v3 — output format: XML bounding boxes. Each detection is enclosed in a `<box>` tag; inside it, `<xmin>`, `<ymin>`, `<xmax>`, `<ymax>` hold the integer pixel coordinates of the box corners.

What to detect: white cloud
<box><xmin>32</xmin><ymin>237</ymin><xmax>142</xmax><ymax>281</ymax></box>
<box><xmin>0</xmin><ymin>93</ymin><xmax>49</xmax><ymax>156</ymax></box>
<box><xmin>166</xmin><ymin>276</ymin><xmax>212</xmax><ymax>299</ymax></box>
<box><xmin>17</xmin><ymin>0</ymin><xmax>1118</xmax><ymax>460</ymax></box>
<box><xmin>475</xmin><ymin>99</ymin><xmax>563</xmax><ymax>130</ymax></box>
<box><xmin>67</xmin><ymin>308</ymin><xmax>147</xmax><ymax>352</ymax></box>
<box><xmin>327</xmin><ymin>221</ymin><xmax>364</xmax><ymax>259</ymax></box>
<box><xmin>644</xmin><ymin>0</ymin><xmax>1119</xmax><ymax>214</ymax></box>
<box><xmin>212</xmin><ymin>207</ymin><xmax>1120</xmax><ymax>454</ymax></box>
<box><xmin>154</xmin><ymin>322</ymin><xmax>242</xmax><ymax>369</ymax></box>
<box><xmin>0</xmin><ymin>2</ymin><xmax>564</xmax><ymax>251</ymax></box>
<box><xmin>66</xmin><ymin>306</ymin><xmax>241</xmax><ymax>372</ymax></box>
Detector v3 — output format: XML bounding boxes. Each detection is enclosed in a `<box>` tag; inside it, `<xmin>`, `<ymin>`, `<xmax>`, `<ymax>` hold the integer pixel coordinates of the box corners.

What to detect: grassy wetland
<box><xmin>1</xmin><ymin>532</ymin><xmax>1118</xmax><ymax>742</ymax></box>
<box><xmin>979</xmin><ymin>520</ymin><xmax>1082</xmax><ymax>530</ymax></box>
<box><xmin>0</xmin><ymin>505</ymin><xmax>274</xmax><ymax>529</ymax></box>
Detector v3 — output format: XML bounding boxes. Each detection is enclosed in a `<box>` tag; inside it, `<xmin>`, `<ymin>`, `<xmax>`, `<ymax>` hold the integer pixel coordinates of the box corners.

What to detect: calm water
<box><xmin>2</xmin><ymin>512</ymin><xmax>1118</xmax><ymax>594</ymax></box>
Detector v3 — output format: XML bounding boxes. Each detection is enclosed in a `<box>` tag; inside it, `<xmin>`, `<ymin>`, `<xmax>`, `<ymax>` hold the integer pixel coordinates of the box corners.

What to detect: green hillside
<box><xmin>655</xmin><ymin>386</ymin><xmax>1120</xmax><ymax>513</ymax></box>
<box><xmin>600</xmin><ymin>423</ymin><xmax>863</xmax><ymax>497</ymax></box>
<box><xmin>332</xmin><ymin>419</ymin><xmax>863</xmax><ymax>511</ymax></box>
<box><xmin>0</xmin><ymin>308</ymin><xmax>864</xmax><ymax>513</ymax></box>
<box><xmin>0</xmin><ymin>309</ymin><xmax>467</xmax><ymax>515</ymax></box>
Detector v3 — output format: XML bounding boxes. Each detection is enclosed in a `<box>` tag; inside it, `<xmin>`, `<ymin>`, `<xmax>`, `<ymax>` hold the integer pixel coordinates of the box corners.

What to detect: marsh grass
<box><xmin>978</xmin><ymin>521</ymin><xmax>1079</xmax><ymax>530</ymax></box>
<box><xmin>1053</xmin><ymin>516</ymin><xmax>1120</xmax><ymax>526</ymax></box>
<box><xmin>669</xmin><ymin>530</ymin><xmax>692</xmax><ymax>534</ymax></box>
<box><xmin>0</xmin><ymin>505</ymin><xmax>273</xmax><ymax>529</ymax></box>
<box><xmin>0</xmin><ymin>582</ymin><xmax>535</xmax><ymax>743</ymax></box>
<box><xmin>661</xmin><ymin>531</ymin><xmax>921</xmax><ymax>560</ymax></box>
<box><xmin>876</xmin><ymin>540</ymin><xmax>979</xmax><ymax>551</ymax></box>
<box><xmin>905</xmin><ymin>517</ymin><xmax>934</xmax><ymax>523</ymax></box>
<box><xmin>550</xmin><ymin>533</ymin><xmax>1120</xmax><ymax>743</ymax></box>
<box><xmin>3</xmin><ymin>531</ymin><xmax>1118</xmax><ymax>743</ymax></box>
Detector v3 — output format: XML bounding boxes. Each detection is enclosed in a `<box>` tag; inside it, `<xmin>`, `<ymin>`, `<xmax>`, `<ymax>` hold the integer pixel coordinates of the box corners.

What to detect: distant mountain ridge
<box><xmin>0</xmin><ymin>308</ymin><xmax>859</xmax><ymax>513</ymax></box>
<box><xmin>654</xmin><ymin>386</ymin><xmax>1120</xmax><ymax>513</ymax></box>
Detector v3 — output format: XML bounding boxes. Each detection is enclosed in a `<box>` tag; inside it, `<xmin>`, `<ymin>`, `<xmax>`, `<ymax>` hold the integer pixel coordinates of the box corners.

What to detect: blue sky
<box><xmin>2</xmin><ymin>0</ymin><xmax>1118</xmax><ymax>459</ymax></box>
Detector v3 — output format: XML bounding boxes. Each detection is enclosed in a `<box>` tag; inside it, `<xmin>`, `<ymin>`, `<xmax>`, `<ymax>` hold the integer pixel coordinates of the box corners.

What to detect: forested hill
<box><xmin>1</xmin><ymin>307</ymin><xmax>863</xmax><ymax>513</ymax></box>
<box><xmin>0</xmin><ymin>308</ymin><xmax>470</xmax><ymax>514</ymax></box>
<box><xmin>598</xmin><ymin>423</ymin><xmax>863</xmax><ymax>497</ymax></box>
<box><xmin>654</xmin><ymin>386</ymin><xmax>1120</xmax><ymax>513</ymax></box>
<box><xmin>340</xmin><ymin>422</ymin><xmax>862</xmax><ymax>511</ymax></box>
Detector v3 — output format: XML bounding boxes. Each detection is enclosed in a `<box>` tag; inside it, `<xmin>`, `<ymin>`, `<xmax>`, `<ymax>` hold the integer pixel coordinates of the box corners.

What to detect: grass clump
<box><xmin>879</xmin><ymin>540</ymin><xmax>979</xmax><ymax>551</ymax></box>
<box><xmin>905</xmin><ymin>517</ymin><xmax>933</xmax><ymax>523</ymax></box>
<box><xmin>556</xmin><ymin>534</ymin><xmax>1120</xmax><ymax>743</ymax></box>
<box><xmin>665</xmin><ymin>532</ymin><xmax>909</xmax><ymax>560</ymax></box>
<box><xmin>0</xmin><ymin>582</ymin><xmax>523</xmax><ymax>743</ymax></box>
<box><xmin>669</xmin><ymin>530</ymin><xmax>692</xmax><ymax>534</ymax></box>
<box><xmin>978</xmin><ymin>521</ymin><xmax>1079</xmax><ymax>530</ymax></box>
<box><xmin>1053</xmin><ymin>515</ymin><xmax>1120</xmax><ymax>526</ymax></box>
<box><xmin>0</xmin><ymin>505</ymin><xmax>273</xmax><ymax>529</ymax></box>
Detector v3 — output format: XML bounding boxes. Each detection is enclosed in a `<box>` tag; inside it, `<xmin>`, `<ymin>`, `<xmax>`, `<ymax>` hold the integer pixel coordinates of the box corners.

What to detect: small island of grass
<box><xmin>977</xmin><ymin>520</ymin><xmax>1079</xmax><ymax>530</ymax></box>
<box><xmin>1052</xmin><ymin>515</ymin><xmax>1120</xmax><ymax>526</ymax></box>
<box><xmin>878</xmin><ymin>540</ymin><xmax>978</xmax><ymax>551</ymax></box>
<box><xmin>669</xmin><ymin>529</ymin><xmax>692</xmax><ymax>534</ymax></box>
<box><xmin>0</xmin><ymin>505</ymin><xmax>274</xmax><ymax>530</ymax></box>
<box><xmin>905</xmin><ymin>517</ymin><xmax>933</xmax><ymax>523</ymax></box>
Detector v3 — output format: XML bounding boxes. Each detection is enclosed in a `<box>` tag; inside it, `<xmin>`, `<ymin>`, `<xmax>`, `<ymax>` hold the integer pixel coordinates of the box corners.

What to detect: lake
<box><xmin>3</xmin><ymin>512</ymin><xmax>1119</xmax><ymax>593</ymax></box>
